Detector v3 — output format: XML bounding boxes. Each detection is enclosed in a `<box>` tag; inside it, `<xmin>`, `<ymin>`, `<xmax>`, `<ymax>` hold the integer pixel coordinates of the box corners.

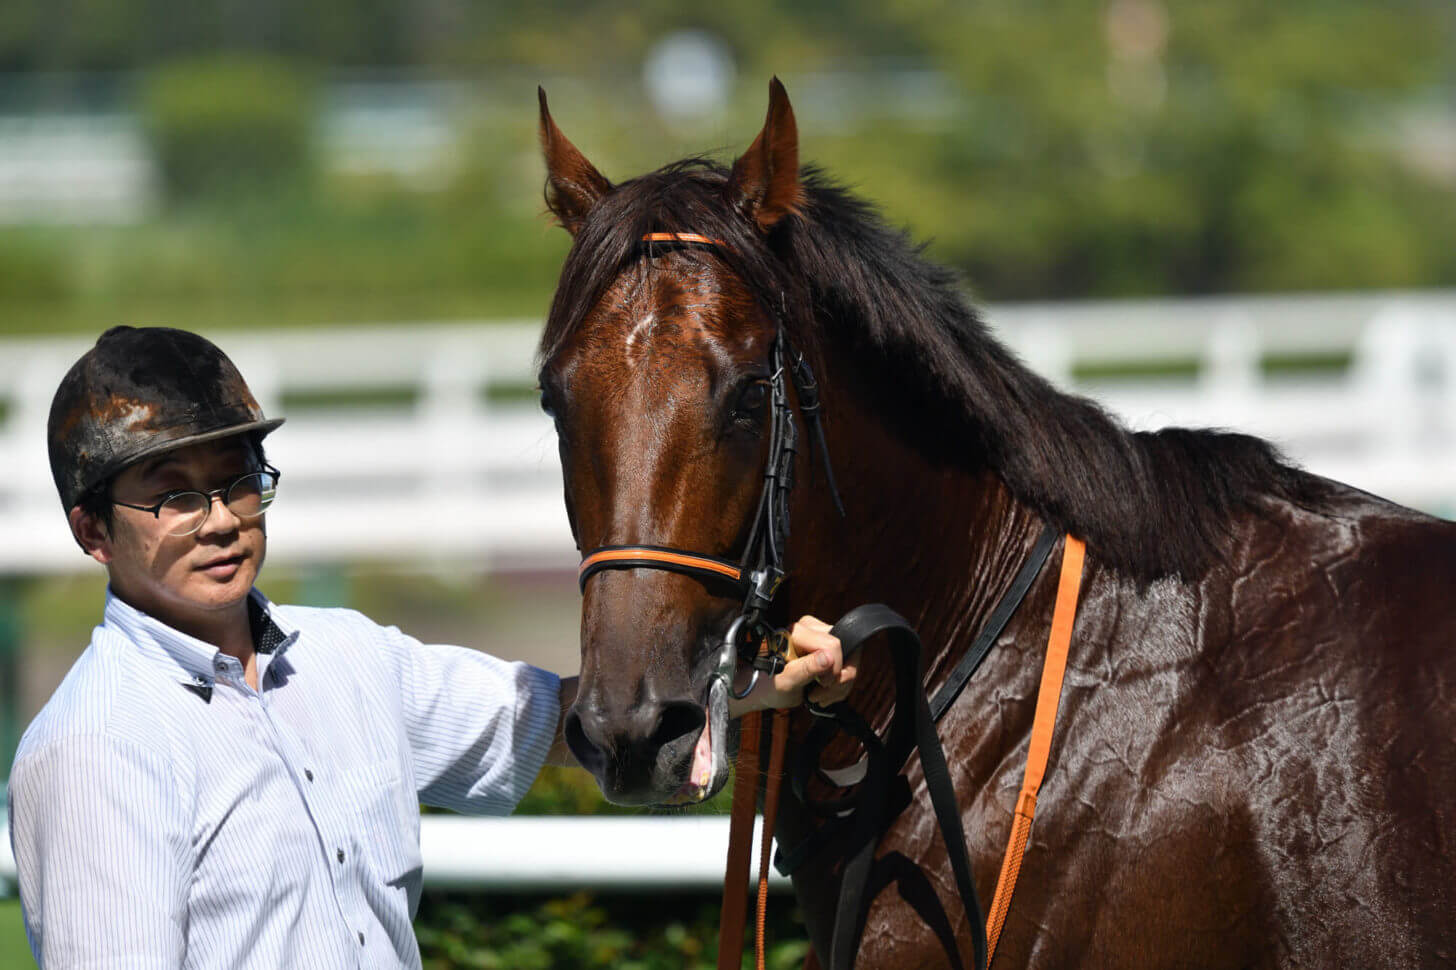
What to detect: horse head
<box><xmin>537</xmin><ymin>80</ymin><xmax>811</xmax><ymax>805</ymax></box>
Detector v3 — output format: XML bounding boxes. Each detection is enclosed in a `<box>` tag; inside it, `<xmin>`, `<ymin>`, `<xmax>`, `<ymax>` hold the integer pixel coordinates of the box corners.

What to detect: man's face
<box><xmin>73</xmin><ymin>436</ymin><xmax>267</xmax><ymax>633</ymax></box>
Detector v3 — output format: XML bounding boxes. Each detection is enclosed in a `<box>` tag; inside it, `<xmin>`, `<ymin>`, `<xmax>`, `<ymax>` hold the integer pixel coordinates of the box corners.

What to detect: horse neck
<box><xmin>783</xmin><ymin>352</ymin><xmax>1050</xmax><ymax>727</ymax></box>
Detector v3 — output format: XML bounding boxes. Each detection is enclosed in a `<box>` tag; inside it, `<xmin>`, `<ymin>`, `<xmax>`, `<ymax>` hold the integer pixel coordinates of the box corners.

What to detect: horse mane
<box><xmin>540</xmin><ymin>158</ymin><xmax>1332</xmax><ymax>583</ymax></box>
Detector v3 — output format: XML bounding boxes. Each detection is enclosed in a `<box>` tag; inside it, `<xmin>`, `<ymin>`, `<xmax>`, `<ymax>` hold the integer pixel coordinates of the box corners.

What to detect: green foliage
<box><xmin>0</xmin><ymin>900</ymin><xmax>34</xmax><ymax>969</ymax></box>
<box><xmin>515</xmin><ymin>766</ymin><xmax>633</xmax><ymax>816</ymax></box>
<box><xmin>0</xmin><ymin>0</ymin><xmax>1452</xmax><ymax>336</ymax></box>
<box><xmin>513</xmin><ymin>765</ymin><xmax>732</xmax><ymax>816</ymax></box>
<box><xmin>872</xmin><ymin>0</ymin><xmax>1455</xmax><ymax>298</ymax></box>
<box><xmin>142</xmin><ymin>56</ymin><xmax>316</xmax><ymax>205</ymax></box>
<box><xmin>415</xmin><ymin>891</ymin><xmax>809</xmax><ymax>970</ymax></box>
<box><xmin>0</xmin><ymin>234</ymin><xmax>68</xmax><ymax>303</ymax></box>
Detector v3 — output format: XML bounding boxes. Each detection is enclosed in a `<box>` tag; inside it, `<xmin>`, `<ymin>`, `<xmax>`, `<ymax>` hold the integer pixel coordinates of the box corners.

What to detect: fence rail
<box><xmin>0</xmin><ymin>806</ymin><xmax>790</xmax><ymax>897</ymax></box>
<box><xmin>1</xmin><ymin>293</ymin><xmax>1454</xmax><ymax>897</ymax></box>
<box><xmin>3</xmin><ymin>292</ymin><xmax>1453</xmax><ymax>578</ymax></box>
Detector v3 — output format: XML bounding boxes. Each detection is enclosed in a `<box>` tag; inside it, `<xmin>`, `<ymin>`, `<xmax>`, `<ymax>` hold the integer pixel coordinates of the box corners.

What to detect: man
<box><xmin>8</xmin><ymin>326</ymin><xmax>852</xmax><ymax>968</ymax></box>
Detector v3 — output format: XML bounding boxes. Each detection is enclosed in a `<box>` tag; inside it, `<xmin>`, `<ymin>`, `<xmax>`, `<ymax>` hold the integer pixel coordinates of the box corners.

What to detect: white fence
<box><xmin>0</xmin><ymin>321</ymin><xmax>570</xmax><ymax>574</ymax></box>
<box><xmin>2</xmin><ymin>292</ymin><xmax>1454</xmax><ymax>578</ymax></box>
<box><xmin>1</xmin><ymin>292</ymin><xmax>1455</xmax><ymax>896</ymax></box>
<box><xmin>0</xmin><ymin>808</ymin><xmax>791</xmax><ymax>896</ymax></box>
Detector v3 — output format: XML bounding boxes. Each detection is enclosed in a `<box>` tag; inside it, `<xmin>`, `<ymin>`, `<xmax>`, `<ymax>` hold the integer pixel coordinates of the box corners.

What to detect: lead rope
<box><xmin>719</xmin><ymin>692</ymin><xmax>793</xmax><ymax>970</ymax></box>
<box><xmin>755</xmin><ymin>711</ymin><xmax>790</xmax><ymax>967</ymax></box>
<box><xmin>720</xmin><ymin>535</ymin><xmax>1086</xmax><ymax>970</ymax></box>
<box><xmin>984</xmin><ymin>535</ymin><xmax>1086</xmax><ymax>964</ymax></box>
<box><xmin>719</xmin><ymin>711</ymin><xmax>763</xmax><ymax>970</ymax></box>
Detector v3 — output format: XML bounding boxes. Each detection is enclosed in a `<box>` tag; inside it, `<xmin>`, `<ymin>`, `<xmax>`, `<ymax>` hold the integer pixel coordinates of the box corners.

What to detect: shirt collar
<box><xmin>103</xmin><ymin>588</ymin><xmax>300</xmax><ymax>691</ymax></box>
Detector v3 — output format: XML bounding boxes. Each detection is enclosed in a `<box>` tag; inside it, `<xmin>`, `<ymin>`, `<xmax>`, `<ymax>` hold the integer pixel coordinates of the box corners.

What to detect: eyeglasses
<box><xmin>112</xmin><ymin>466</ymin><xmax>281</xmax><ymax>537</ymax></box>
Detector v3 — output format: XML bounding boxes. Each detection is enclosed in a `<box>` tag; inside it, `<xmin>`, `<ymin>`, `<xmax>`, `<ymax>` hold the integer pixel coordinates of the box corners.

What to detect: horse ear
<box><xmin>538</xmin><ymin>86</ymin><xmax>611</xmax><ymax>235</ymax></box>
<box><xmin>726</xmin><ymin>77</ymin><xmax>805</xmax><ymax>233</ymax></box>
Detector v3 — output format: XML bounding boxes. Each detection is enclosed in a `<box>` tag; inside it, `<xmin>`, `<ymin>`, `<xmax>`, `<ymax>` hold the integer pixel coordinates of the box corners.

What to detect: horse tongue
<box><xmin>670</xmin><ymin>715</ymin><xmax>714</xmax><ymax>802</ymax></box>
<box><xmin>690</xmin><ymin>716</ymin><xmax>714</xmax><ymax>789</ymax></box>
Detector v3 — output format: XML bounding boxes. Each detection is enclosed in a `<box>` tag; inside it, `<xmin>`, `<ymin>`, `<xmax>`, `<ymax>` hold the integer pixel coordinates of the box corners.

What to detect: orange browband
<box><xmin>578</xmin><ymin>547</ymin><xmax>743</xmax><ymax>588</ymax></box>
<box><xmin>641</xmin><ymin>232</ymin><xmax>728</xmax><ymax>248</ymax></box>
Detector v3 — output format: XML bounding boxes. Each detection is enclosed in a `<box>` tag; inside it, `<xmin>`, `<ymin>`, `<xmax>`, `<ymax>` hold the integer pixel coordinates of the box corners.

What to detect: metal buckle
<box><xmin>720</xmin><ymin>615</ymin><xmax>761</xmax><ymax>700</ymax></box>
<box><xmin>744</xmin><ymin>567</ymin><xmax>783</xmax><ymax>613</ymax></box>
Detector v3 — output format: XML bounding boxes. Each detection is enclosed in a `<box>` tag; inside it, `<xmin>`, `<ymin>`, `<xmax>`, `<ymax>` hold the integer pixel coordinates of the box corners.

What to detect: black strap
<box><xmin>820</xmin><ymin>605</ymin><xmax>989</xmax><ymax>970</ymax></box>
<box><xmin>775</xmin><ymin>523</ymin><xmax>1059</xmax><ymax>879</ymax></box>
<box><xmin>929</xmin><ymin>523</ymin><xmax>1059</xmax><ymax>721</ymax></box>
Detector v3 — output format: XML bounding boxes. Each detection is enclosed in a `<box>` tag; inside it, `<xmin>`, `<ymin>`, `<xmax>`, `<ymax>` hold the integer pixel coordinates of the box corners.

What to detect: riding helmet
<box><xmin>47</xmin><ymin>325</ymin><xmax>284</xmax><ymax>510</ymax></box>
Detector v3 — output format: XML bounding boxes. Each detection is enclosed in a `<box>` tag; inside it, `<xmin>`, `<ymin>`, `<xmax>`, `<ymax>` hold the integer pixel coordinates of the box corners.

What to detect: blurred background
<box><xmin>0</xmin><ymin>1</ymin><xmax>1453</xmax><ymax>966</ymax></box>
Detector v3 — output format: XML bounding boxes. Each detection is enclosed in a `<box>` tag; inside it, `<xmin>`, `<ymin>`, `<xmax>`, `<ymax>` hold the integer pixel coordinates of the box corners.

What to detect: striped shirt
<box><xmin>7</xmin><ymin>588</ymin><xmax>561</xmax><ymax>969</ymax></box>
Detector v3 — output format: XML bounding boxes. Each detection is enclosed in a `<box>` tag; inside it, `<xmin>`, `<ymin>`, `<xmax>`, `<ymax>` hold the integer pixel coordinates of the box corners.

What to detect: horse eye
<box><xmin>538</xmin><ymin>389</ymin><xmax>555</xmax><ymax>417</ymax></box>
<box><xmin>734</xmin><ymin>381</ymin><xmax>769</xmax><ymax>419</ymax></box>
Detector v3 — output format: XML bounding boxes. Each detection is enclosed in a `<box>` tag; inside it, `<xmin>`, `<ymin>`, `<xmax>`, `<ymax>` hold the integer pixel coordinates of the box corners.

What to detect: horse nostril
<box><xmin>564</xmin><ymin>707</ymin><xmax>607</xmax><ymax>775</ymax></box>
<box><xmin>650</xmin><ymin>700</ymin><xmax>706</xmax><ymax>753</ymax></box>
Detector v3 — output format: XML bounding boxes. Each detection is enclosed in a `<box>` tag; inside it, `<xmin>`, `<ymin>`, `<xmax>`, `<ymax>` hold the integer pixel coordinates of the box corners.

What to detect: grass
<box><xmin>0</xmin><ymin>900</ymin><xmax>34</xmax><ymax>968</ymax></box>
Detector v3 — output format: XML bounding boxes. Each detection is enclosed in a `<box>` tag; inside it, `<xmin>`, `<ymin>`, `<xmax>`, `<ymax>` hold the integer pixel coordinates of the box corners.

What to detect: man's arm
<box><xmin>544</xmin><ymin>675</ymin><xmax>579</xmax><ymax>767</ymax></box>
<box><xmin>386</xmin><ymin>626</ymin><xmax>562</xmax><ymax>813</ymax></box>
<box><xmin>9</xmin><ymin>736</ymin><xmax>189</xmax><ymax>968</ymax></box>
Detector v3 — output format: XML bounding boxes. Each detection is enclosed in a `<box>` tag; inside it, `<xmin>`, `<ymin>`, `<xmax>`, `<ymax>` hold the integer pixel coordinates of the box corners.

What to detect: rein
<box><xmin>575</xmin><ymin>232</ymin><xmax>1086</xmax><ymax>970</ymax></box>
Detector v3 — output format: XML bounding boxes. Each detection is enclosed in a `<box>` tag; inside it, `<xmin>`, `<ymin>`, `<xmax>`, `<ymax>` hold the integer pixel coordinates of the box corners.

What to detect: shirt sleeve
<box><xmin>8</xmin><ymin>735</ymin><xmax>190</xmax><ymax>969</ymax></box>
<box><xmin>380</xmin><ymin>626</ymin><xmax>561</xmax><ymax>815</ymax></box>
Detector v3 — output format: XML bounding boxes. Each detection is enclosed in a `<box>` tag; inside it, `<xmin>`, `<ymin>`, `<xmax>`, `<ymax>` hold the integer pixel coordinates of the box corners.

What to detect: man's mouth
<box><xmin>197</xmin><ymin>553</ymin><xmax>246</xmax><ymax>578</ymax></box>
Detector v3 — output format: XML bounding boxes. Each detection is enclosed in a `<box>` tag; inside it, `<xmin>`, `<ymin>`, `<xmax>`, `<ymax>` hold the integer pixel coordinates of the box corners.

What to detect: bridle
<box><xmin>569</xmin><ymin>230</ymin><xmax>1086</xmax><ymax>970</ymax></box>
<box><xmin>576</xmin><ymin>232</ymin><xmax>843</xmax><ymax>704</ymax></box>
<box><xmin>570</xmin><ymin>230</ymin><xmax>985</xmax><ymax>970</ymax></box>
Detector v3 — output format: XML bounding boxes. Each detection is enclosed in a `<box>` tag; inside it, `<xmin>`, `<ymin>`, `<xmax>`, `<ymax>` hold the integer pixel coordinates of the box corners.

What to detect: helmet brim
<box><xmin>75</xmin><ymin>417</ymin><xmax>286</xmax><ymax>507</ymax></box>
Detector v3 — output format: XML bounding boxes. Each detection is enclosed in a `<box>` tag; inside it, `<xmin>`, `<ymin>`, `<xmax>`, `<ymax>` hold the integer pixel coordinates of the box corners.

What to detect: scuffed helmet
<box><xmin>48</xmin><ymin>326</ymin><xmax>284</xmax><ymax>510</ymax></box>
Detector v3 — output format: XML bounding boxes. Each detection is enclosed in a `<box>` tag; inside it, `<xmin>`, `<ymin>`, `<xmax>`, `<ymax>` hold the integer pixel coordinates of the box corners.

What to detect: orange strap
<box><xmin>985</xmin><ymin>535</ymin><xmax>1086</xmax><ymax>965</ymax></box>
<box><xmin>719</xmin><ymin>711</ymin><xmax>762</xmax><ymax>970</ymax></box>
<box><xmin>719</xmin><ymin>709</ymin><xmax>789</xmax><ymax>970</ymax></box>
<box><xmin>755</xmin><ymin>710</ymin><xmax>789</xmax><ymax>969</ymax></box>
<box><xmin>642</xmin><ymin>231</ymin><xmax>728</xmax><ymax>248</ymax></box>
<box><xmin>579</xmin><ymin>547</ymin><xmax>742</xmax><ymax>585</ymax></box>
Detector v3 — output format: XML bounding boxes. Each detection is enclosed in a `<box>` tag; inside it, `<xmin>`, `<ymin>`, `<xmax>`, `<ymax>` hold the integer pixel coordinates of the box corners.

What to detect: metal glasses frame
<box><xmin>111</xmin><ymin>464</ymin><xmax>282</xmax><ymax>536</ymax></box>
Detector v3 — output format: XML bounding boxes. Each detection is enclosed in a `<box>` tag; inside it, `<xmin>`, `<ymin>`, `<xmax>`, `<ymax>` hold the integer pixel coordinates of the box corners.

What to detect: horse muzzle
<box><xmin>564</xmin><ymin>688</ymin><xmax>733</xmax><ymax>806</ymax></box>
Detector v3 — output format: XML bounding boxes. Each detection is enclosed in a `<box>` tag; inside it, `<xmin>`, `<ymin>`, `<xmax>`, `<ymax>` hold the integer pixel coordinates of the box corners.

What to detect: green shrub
<box><xmin>141</xmin><ymin>56</ymin><xmax>315</xmax><ymax>205</ymax></box>
<box><xmin>449</xmin><ymin>765</ymin><xmax>731</xmax><ymax>817</ymax></box>
<box><xmin>0</xmin><ymin>235</ymin><xmax>69</xmax><ymax>302</ymax></box>
<box><xmin>416</xmin><ymin>891</ymin><xmax>810</xmax><ymax>970</ymax></box>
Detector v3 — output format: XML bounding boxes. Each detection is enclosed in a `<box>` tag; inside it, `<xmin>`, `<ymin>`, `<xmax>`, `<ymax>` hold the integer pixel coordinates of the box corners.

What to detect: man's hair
<box><xmin>77</xmin><ymin>480</ymin><xmax>115</xmax><ymax>533</ymax></box>
<box><xmin>74</xmin><ymin>432</ymin><xmax>271</xmax><ymax>539</ymax></box>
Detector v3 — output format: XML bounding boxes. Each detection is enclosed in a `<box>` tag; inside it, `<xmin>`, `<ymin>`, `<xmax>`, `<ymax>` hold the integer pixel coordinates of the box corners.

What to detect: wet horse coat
<box><xmin>536</xmin><ymin>80</ymin><xmax>1456</xmax><ymax>967</ymax></box>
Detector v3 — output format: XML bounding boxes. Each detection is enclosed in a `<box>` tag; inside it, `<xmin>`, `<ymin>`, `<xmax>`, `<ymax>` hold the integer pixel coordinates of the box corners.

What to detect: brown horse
<box><xmin>535</xmin><ymin>79</ymin><xmax>1456</xmax><ymax>968</ymax></box>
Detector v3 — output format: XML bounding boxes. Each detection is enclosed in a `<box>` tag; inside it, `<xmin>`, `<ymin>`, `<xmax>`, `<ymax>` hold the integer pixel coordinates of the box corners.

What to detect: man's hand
<box><xmin>728</xmin><ymin>615</ymin><xmax>857</xmax><ymax>715</ymax></box>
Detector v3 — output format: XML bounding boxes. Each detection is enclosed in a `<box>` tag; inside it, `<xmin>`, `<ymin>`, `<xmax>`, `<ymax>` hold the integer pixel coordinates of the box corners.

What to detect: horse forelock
<box><xmin>539</xmin><ymin>159</ymin><xmax>814</xmax><ymax>368</ymax></box>
<box><xmin>540</xmin><ymin>156</ymin><xmax>1331</xmax><ymax>583</ymax></box>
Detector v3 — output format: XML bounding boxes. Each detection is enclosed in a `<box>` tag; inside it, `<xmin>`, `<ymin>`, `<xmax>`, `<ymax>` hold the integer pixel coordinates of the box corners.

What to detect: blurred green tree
<box><xmin>142</xmin><ymin>55</ymin><xmax>316</xmax><ymax>205</ymax></box>
<box><xmin>0</xmin><ymin>0</ymin><xmax>1450</xmax><ymax>325</ymax></box>
<box><xmin>858</xmin><ymin>0</ymin><xmax>1455</xmax><ymax>297</ymax></box>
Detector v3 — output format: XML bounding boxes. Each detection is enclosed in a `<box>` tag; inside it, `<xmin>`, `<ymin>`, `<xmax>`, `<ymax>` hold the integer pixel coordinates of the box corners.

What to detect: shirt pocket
<box><xmin>342</xmin><ymin>759</ymin><xmax>424</xmax><ymax>912</ymax></box>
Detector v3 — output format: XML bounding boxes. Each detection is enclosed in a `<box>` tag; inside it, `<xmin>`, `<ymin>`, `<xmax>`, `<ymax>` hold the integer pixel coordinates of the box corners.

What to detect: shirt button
<box><xmin>336</xmin><ymin>848</ymin><xmax>345</xmax><ymax>864</ymax></box>
<box><xmin>358</xmin><ymin>931</ymin><xmax>365</xmax><ymax>945</ymax></box>
<box><xmin>305</xmin><ymin>769</ymin><xmax>314</xmax><ymax>782</ymax></box>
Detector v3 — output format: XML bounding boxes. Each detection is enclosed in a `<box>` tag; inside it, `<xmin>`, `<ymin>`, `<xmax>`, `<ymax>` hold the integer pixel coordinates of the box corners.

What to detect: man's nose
<box><xmin>197</xmin><ymin>492</ymin><xmax>241</xmax><ymax>534</ymax></box>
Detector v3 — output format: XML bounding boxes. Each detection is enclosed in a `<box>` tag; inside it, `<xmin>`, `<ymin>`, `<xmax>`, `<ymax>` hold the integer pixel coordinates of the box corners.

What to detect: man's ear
<box><xmin>69</xmin><ymin>506</ymin><xmax>113</xmax><ymax>565</ymax></box>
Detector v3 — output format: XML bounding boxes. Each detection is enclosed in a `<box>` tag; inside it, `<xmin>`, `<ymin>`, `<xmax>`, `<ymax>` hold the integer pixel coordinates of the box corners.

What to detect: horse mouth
<box><xmin>660</xmin><ymin>681</ymin><xmax>734</xmax><ymax>806</ymax></box>
<box><xmin>662</xmin><ymin>713</ymin><xmax>716</xmax><ymax>805</ymax></box>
